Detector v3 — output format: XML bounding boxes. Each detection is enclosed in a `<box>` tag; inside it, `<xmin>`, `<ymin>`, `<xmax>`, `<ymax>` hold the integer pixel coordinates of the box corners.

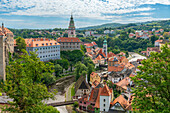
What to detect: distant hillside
<box><xmin>78</xmin><ymin>19</ymin><xmax>170</xmax><ymax>30</ymax></box>
<box><xmin>78</xmin><ymin>23</ymin><xmax>124</xmax><ymax>30</ymax></box>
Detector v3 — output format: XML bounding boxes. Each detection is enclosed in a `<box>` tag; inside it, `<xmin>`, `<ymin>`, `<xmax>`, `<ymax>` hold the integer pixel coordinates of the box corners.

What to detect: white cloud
<box><xmin>1</xmin><ymin>0</ymin><xmax>170</xmax><ymax>19</ymax></box>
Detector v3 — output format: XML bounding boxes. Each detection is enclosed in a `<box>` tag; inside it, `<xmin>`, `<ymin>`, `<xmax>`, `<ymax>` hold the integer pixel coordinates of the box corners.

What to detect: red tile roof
<box><xmin>0</xmin><ymin>27</ymin><xmax>13</xmax><ymax>36</ymax></box>
<box><xmin>100</xmin><ymin>84</ymin><xmax>111</xmax><ymax>96</ymax></box>
<box><xmin>14</xmin><ymin>38</ymin><xmax>60</xmax><ymax>47</ymax></box>
<box><xmin>86</xmin><ymin>48</ymin><xmax>92</xmax><ymax>53</ymax></box>
<box><xmin>57</xmin><ymin>37</ymin><xmax>81</xmax><ymax>42</ymax></box>
<box><xmin>155</xmin><ymin>39</ymin><xmax>163</xmax><ymax>42</ymax></box>
<box><xmin>110</xmin><ymin>95</ymin><xmax>128</xmax><ymax>110</ymax></box>
<box><xmin>108</xmin><ymin>64</ymin><xmax>125</xmax><ymax>72</ymax></box>
<box><xmin>116</xmin><ymin>77</ymin><xmax>130</xmax><ymax>90</ymax></box>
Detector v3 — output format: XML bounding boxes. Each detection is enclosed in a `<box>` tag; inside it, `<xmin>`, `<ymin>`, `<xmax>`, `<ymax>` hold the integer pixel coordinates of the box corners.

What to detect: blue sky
<box><xmin>0</xmin><ymin>0</ymin><xmax>170</xmax><ymax>29</ymax></box>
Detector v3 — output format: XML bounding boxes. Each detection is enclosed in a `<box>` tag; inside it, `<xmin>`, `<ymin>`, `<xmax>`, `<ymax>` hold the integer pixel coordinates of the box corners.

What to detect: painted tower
<box><xmin>103</xmin><ymin>36</ymin><xmax>107</xmax><ymax>57</ymax></box>
<box><xmin>0</xmin><ymin>23</ymin><xmax>14</xmax><ymax>81</ymax></box>
<box><xmin>68</xmin><ymin>14</ymin><xmax>76</xmax><ymax>37</ymax></box>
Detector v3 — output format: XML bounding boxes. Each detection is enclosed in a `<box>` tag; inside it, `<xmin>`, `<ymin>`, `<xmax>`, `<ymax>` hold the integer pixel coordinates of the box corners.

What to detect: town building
<box><xmin>90</xmin><ymin>72</ymin><xmax>101</xmax><ymax>85</ymax></box>
<box><xmin>57</xmin><ymin>37</ymin><xmax>81</xmax><ymax>51</ymax></box>
<box><xmin>109</xmin><ymin>95</ymin><xmax>132</xmax><ymax>113</ymax></box>
<box><xmin>14</xmin><ymin>38</ymin><xmax>60</xmax><ymax>62</ymax></box>
<box><xmin>57</xmin><ymin>14</ymin><xmax>82</xmax><ymax>51</ymax></box>
<box><xmin>146</xmin><ymin>47</ymin><xmax>161</xmax><ymax>57</ymax></box>
<box><xmin>78</xmin><ymin>84</ymin><xmax>113</xmax><ymax>112</ymax></box>
<box><xmin>0</xmin><ymin>23</ymin><xmax>14</xmax><ymax>81</ymax></box>
<box><xmin>74</xmin><ymin>75</ymin><xmax>90</xmax><ymax>99</ymax></box>
<box><xmin>85</xmin><ymin>31</ymin><xmax>94</xmax><ymax>37</ymax></box>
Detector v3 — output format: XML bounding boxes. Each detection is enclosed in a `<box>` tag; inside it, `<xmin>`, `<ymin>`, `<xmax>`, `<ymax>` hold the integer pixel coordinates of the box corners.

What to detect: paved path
<box><xmin>128</xmin><ymin>52</ymin><xmax>147</xmax><ymax>62</ymax></box>
<box><xmin>66</xmin><ymin>82</ymin><xmax>75</xmax><ymax>101</ymax></box>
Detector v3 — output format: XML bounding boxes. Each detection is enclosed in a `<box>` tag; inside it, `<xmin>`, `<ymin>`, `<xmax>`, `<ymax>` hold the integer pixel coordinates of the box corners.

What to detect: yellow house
<box><xmin>90</xmin><ymin>72</ymin><xmax>101</xmax><ymax>84</ymax></box>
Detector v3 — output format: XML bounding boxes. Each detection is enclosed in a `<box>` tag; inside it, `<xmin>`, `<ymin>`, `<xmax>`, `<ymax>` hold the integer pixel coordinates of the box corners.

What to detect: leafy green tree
<box><xmin>83</xmin><ymin>57</ymin><xmax>94</xmax><ymax>67</ymax></box>
<box><xmin>87</xmin><ymin>63</ymin><xmax>95</xmax><ymax>82</ymax></box>
<box><xmin>16</xmin><ymin>37</ymin><xmax>26</xmax><ymax>51</ymax></box>
<box><xmin>131</xmin><ymin>44</ymin><xmax>170</xmax><ymax>112</ymax></box>
<box><xmin>73</xmin><ymin>101</ymin><xmax>79</xmax><ymax>108</ymax></box>
<box><xmin>1</xmin><ymin>50</ymin><xmax>59</xmax><ymax>113</ymax></box>
<box><xmin>54</xmin><ymin>64</ymin><xmax>63</xmax><ymax>77</ymax></box>
<box><xmin>151</xmin><ymin>35</ymin><xmax>159</xmax><ymax>45</ymax></box>
<box><xmin>80</xmin><ymin>45</ymin><xmax>86</xmax><ymax>53</ymax></box>
<box><xmin>41</xmin><ymin>72</ymin><xmax>56</xmax><ymax>86</ymax></box>
<box><xmin>74</xmin><ymin>61</ymin><xmax>87</xmax><ymax>80</ymax></box>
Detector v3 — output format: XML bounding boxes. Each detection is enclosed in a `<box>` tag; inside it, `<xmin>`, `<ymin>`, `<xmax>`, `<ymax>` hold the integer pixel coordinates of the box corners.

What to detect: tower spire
<box><xmin>68</xmin><ymin>14</ymin><xmax>76</xmax><ymax>37</ymax></box>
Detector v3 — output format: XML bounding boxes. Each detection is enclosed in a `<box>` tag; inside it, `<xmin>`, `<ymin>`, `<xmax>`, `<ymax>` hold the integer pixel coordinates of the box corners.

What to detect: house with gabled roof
<box><xmin>78</xmin><ymin>84</ymin><xmax>113</xmax><ymax>112</ymax></box>
<box><xmin>74</xmin><ymin>75</ymin><xmax>90</xmax><ymax>99</ymax></box>
<box><xmin>109</xmin><ymin>95</ymin><xmax>132</xmax><ymax>113</ymax></box>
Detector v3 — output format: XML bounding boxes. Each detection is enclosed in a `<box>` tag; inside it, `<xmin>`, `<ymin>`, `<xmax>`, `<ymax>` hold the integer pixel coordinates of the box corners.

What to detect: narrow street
<box><xmin>128</xmin><ymin>52</ymin><xmax>147</xmax><ymax>62</ymax></box>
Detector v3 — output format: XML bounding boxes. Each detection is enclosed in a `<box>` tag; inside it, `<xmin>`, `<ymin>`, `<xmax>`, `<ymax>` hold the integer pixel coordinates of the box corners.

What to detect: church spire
<box><xmin>68</xmin><ymin>14</ymin><xmax>76</xmax><ymax>37</ymax></box>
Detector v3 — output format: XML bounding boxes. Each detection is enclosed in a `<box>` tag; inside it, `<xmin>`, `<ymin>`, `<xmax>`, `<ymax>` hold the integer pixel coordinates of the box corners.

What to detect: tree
<box><xmin>87</xmin><ymin>63</ymin><xmax>95</xmax><ymax>82</ymax></box>
<box><xmin>54</xmin><ymin>64</ymin><xmax>63</xmax><ymax>77</ymax></box>
<box><xmin>131</xmin><ymin>44</ymin><xmax>170</xmax><ymax>112</ymax></box>
<box><xmin>41</xmin><ymin>72</ymin><xmax>56</xmax><ymax>86</ymax></box>
<box><xmin>73</xmin><ymin>101</ymin><xmax>79</xmax><ymax>108</ymax></box>
<box><xmin>74</xmin><ymin>62</ymin><xmax>87</xmax><ymax>80</ymax></box>
<box><xmin>150</xmin><ymin>35</ymin><xmax>159</xmax><ymax>45</ymax></box>
<box><xmin>80</xmin><ymin>45</ymin><xmax>86</xmax><ymax>53</ymax></box>
<box><xmin>16</xmin><ymin>37</ymin><xmax>26</xmax><ymax>52</ymax></box>
<box><xmin>1</xmin><ymin>50</ymin><xmax>59</xmax><ymax>113</ymax></box>
<box><xmin>83</xmin><ymin>57</ymin><xmax>94</xmax><ymax>67</ymax></box>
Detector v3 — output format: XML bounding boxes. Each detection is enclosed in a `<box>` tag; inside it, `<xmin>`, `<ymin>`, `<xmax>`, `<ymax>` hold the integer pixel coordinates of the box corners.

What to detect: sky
<box><xmin>0</xmin><ymin>0</ymin><xmax>170</xmax><ymax>29</ymax></box>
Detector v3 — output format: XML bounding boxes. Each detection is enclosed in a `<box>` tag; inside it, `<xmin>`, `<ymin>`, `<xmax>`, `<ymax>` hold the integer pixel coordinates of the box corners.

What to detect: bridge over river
<box><xmin>47</xmin><ymin>100</ymin><xmax>77</xmax><ymax>107</ymax></box>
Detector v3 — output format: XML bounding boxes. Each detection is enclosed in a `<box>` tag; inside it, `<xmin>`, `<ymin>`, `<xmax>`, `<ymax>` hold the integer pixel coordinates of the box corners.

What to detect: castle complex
<box><xmin>0</xmin><ymin>23</ymin><xmax>14</xmax><ymax>81</ymax></box>
<box><xmin>57</xmin><ymin>14</ymin><xmax>81</xmax><ymax>51</ymax></box>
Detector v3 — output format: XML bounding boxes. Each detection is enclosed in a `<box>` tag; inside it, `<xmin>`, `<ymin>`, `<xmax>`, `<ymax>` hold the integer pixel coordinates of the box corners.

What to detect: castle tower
<box><xmin>0</xmin><ymin>23</ymin><xmax>14</xmax><ymax>81</ymax></box>
<box><xmin>103</xmin><ymin>36</ymin><xmax>107</xmax><ymax>58</ymax></box>
<box><xmin>68</xmin><ymin>14</ymin><xmax>76</xmax><ymax>37</ymax></box>
<box><xmin>0</xmin><ymin>24</ymin><xmax>6</xmax><ymax>81</ymax></box>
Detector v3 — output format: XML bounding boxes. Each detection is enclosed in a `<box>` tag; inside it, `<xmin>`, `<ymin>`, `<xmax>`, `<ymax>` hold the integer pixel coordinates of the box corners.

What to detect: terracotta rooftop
<box><xmin>110</xmin><ymin>95</ymin><xmax>129</xmax><ymax>110</ymax></box>
<box><xmin>116</xmin><ymin>77</ymin><xmax>130</xmax><ymax>90</ymax></box>
<box><xmin>57</xmin><ymin>37</ymin><xmax>81</xmax><ymax>42</ymax></box>
<box><xmin>90</xmin><ymin>72</ymin><xmax>98</xmax><ymax>78</ymax></box>
<box><xmin>14</xmin><ymin>38</ymin><xmax>60</xmax><ymax>47</ymax></box>
<box><xmin>0</xmin><ymin>27</ymin><xmax>13</xmax><ymax>36</ymax></box>
<box><xmin>86</xmin><ymin>48</ymin><xmax>92</xmax><ymax>53</ymax></box>
<box><xmin>100</xmin><ymin>84</ymin><xmax>112</xmax><ymax>96</ymax></box>
<box><xmin>155</xmin><ymin>39</ymin><xmax>163</xmax><ymax>42</ymax></box>
<box><xmin>108</xmin><ymin>64</ymin><xmax>125</xmax><ymax>72</ymax></box>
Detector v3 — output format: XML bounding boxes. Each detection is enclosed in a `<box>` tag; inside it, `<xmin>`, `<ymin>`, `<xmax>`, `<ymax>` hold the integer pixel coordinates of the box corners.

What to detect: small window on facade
<box><xmin>50</xmin><ymin>43</ymin><xmax>52</xmax><ymax>45</ymax></box>
<box><xmin>42</xmin><ymin>43</ymin><xmax>44</xmax><ymax>46</ymax></box>
<box><xmin>104</xmin><ymin>104</ymin><xmax>105</xmax><ymax>107</ymax></box>
<box><xmin>104</xmin><ymin>109</ymin><xmax>105</xmax><ymax>111</ymax></box>
<box><xmin>104</xmin><ymin>99</ymin><xmax>105</xmax><ymax>102</ymax></box>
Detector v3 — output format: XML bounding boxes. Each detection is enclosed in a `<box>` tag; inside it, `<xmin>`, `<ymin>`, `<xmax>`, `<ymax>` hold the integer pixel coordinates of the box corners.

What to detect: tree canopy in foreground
<box><xmin>0</xmin><ymin>50</ymin><xmax>59</xmax><ymax>113</ymax></box>
<box><xmin>131</xmin><ymin>44</ymin><xmax>170</xmax><ymax>113</ymax></box>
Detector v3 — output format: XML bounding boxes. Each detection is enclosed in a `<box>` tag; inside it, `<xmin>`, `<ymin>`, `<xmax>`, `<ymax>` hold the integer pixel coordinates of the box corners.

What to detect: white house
<box><xmin>25</xmin><ymin>38</ymin><xmax>60</xmax><ymax>61</ymax></box>
<box><xmin>100</xmin><ymin>85</ymin><xmax>112</xmax><ymax>112</ymax></box>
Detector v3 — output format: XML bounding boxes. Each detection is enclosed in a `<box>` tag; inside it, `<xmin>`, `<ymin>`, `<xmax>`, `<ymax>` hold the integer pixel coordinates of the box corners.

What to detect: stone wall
<box><xmin>48</xmin><ymin>75</ymin><xmax>75</xmax><ymax>94</ymax></box>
